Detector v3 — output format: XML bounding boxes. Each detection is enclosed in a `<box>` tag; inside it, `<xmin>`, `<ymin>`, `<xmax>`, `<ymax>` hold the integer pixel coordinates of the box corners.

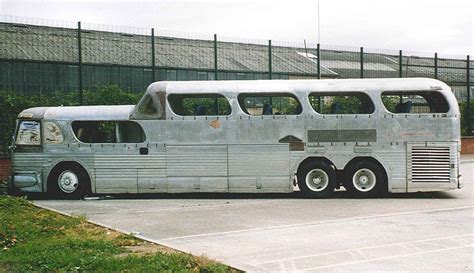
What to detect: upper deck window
<box><xmin>132</xmin><ymin>91</ymin><xmax>165</xmax><ymax>120</ymax></box>
<box><xmin>381</xmin><ymin>91</ymin><xmax>449</xmax><ymax>114</ymax></box>
<box><xmin>168</xmin><ymin>94</ymin><xmax>231</xmax><ymax>116</ymax></box>
<box><xmin>137</xmin><ymin>94</ymin><xmax>157</xmax><ymax>115</ymax></box>
<box><xmin>238</xmin><ymin>93</ymin><xmax>302</xmax><ymax>116</ymax></box>
<box><xmin>309</xmin><ymin>92</ymin><xmax>375</xmax><ymax>114</ymax></box>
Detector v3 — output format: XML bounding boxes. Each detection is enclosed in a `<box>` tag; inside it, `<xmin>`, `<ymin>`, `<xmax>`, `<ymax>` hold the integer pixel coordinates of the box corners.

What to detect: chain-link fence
<box><xmin>0</xmin><ymin>15</ymin><xmax>473</xmax><ymax>134</ymax></box>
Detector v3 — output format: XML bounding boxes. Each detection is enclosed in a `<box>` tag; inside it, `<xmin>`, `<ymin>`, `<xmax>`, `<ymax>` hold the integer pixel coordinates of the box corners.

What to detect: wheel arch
<box><xmin>46</xmin><ymin>160</ymin><xmax>93</xmax><ymax>193</ymax></box>
<box><xmin>296</xmin><ymin>157</ymin><xmax>336</xmax><ymax>175</ymax></box>
<box><xmin>343</xmin><ymin>156</ymin><xmax>389</xmax><ymax>189</ymax></box>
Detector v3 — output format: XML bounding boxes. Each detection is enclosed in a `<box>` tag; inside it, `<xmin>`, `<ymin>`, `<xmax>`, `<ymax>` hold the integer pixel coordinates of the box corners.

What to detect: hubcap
<box><xmin>58</xmin><ymin>170</ymin><xmax>79</xmax><ymax>193</ymax></box>
<box><xmin>352</xmin><ymin>168</ymin><xmax>376</xmax><ymax>192</ymax></box>
<box><xmin>305</xmin><ymin>169</ymin><xmax>329</xmax><ymax>192</ymax></box>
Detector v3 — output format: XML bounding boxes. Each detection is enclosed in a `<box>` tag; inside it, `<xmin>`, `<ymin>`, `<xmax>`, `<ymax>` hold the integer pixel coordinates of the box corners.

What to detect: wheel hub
<box><xmin>359</xmin><ymin>175</ymin><xmax>369</xmax><ymax>185</ymax></box>
<box><xmin>352</xmin><ymin>168</ymin><xmax>376</xmax><ymax>192</ymax></box>
<box><xmin>306</xmin><ymin>169</ymin><xmax>329</xmax><ymax>192</ymax></box>
<box><xmin>58</xmin><ymin>171</ymin><xmax>79</xmax><ymax>193</ymax></box>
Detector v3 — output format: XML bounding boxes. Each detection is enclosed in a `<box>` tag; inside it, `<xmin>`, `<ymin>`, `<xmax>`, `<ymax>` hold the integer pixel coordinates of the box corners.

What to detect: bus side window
<box><xmin>238</xmin><ymin>93</ymin><xmax>302</xmax><ymax>116</ymax></box>
<box><xmin>116</xmin><ymin>121</ymin><xmax>146</xmax><ymax>143</ymax></box>
<box><xmin>72</xmin><ymin>121</ymin><xmax>145</xmax><ymax>143</ymax></box>
<box><xmin>309</xmin><ymin>92</ymin><xmax>375</xmax><ymax>114</ymax></box>
<box><xmin>168</xmin><ymin>94</ymin><xmax>231</xmax><ymax>116</ymax></box>
<box><xmin>381</xmin><ymin>91</ymin><xmax>449</xmax><ymax>114</ymax></box>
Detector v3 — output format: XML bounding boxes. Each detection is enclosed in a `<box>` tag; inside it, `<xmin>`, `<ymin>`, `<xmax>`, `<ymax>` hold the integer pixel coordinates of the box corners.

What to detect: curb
<box><xmin>32</xmin><ymin>202</ymin><xmax>245</xmax><ymax>272</ymax></box>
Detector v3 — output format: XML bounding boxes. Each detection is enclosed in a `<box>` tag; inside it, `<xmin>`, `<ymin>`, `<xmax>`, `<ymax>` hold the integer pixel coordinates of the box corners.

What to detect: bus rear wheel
<box><xmin>48</xmin><ymin>164</ymin><xmax>90</xmax><ymax>199</ymax></box>
<box><xmin>343</xmin><ymin>160</ymin><xmax>386</xmax><ymax>198</ymax></box>
<box><xmin>297</xmin><ymin>161</ymin><xmax>336</xmax><ymax>198</ymax></box>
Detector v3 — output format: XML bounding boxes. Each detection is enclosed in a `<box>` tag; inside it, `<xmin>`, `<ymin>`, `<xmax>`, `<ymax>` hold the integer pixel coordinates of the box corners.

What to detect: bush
<box><xmin>0</xmin><ymin>86</ymin><xmax>142</xmax><ymax>155</ymax></box>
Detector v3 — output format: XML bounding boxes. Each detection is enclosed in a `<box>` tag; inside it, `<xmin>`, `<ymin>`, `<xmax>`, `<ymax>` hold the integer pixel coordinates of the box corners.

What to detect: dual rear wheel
<box><xmin>297</xmin><ymin>159</ymin><xmax>386</xmax><ymax>198</ymax></box>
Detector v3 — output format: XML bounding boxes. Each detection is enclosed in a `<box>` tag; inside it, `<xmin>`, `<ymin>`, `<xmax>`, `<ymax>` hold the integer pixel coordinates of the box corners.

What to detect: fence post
<box><xmin>151</xmin><ymin>28</ymin><xmax>156</xmax><ymax>82</ymax></box>
<box><xmin>268</xmin><ymin>40</ymin><xmax>272</xmax><ymax>80</ymax></box>
<box><xmin>399</xmin><ymin>50</ymin><xmax>403</xmax><ymax>78</ymax></box>
<box><xmin>434</xmin><ymin>52</ymin><xmax>438</xmax><ymax>79</ymax></box>
<box><xmin>360</xmin><ymin>47</ymin><xmax>364</xmax><ymax>78</ymax></box>
<box><xmin>467</xmin><ymin>55</ymin><xmax>471</xmax><ymax>136</ymax></box>
<box><xmin>214</xmin><ymin>34</ymin><xmax>218</xmax><ymax>80</ymax></box>
<box><xmin>317</xmin><ymin>43</ymin><xmax>321</xmax><ymax>79</ymax></box>
<box><xmin>77</xmin><ymin>21</ymin><xmax>83</xmax><ymax>105</ymax></box>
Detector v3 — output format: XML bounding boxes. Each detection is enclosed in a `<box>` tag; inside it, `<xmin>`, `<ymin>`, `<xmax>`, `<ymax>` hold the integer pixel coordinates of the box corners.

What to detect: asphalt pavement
<box><xmin>34</xmin><ymin>160</ymin><xmax>474</xmax><ymax>272</ymax></box>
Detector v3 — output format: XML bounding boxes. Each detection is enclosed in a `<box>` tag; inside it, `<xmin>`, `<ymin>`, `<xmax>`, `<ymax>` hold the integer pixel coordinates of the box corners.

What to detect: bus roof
<box><xmin>146</xmin><ymin>78</ymin><xmax>451</xmax><ymax>95</ymax></box>
<box><xmin>18</xmin><ymin>105</ymin><xmax>135</xmax><ymax>120</ymax></box>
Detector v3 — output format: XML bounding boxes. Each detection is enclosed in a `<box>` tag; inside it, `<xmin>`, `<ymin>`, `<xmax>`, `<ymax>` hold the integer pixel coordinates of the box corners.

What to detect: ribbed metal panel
<box><xmin>94</xmin><ymin>155</ymin><xmax>166</xmax><ymax>169</ymax></box>
<box><xmin>166</xmin><ymin>145</ymin><xmax>227</xmax><ymax>177</ymax></box>
<box><xmin>410</xmin><ymin>147</ymin><xmax>451</xmax><ymax>183</ymax></box>
<box><xmin>228</xmin><ymin>144</ymin><xmax>289</xmax><ymax>176</ymax></box>
<box><xmin>12</xmin><ymin>154</ymin><xmax>45</xmax><ymax>170</ymax></box>
<box><xmin>95</xmin><ymin>168</ymin><xmax>137</xmax><ymax>192</ymax></box>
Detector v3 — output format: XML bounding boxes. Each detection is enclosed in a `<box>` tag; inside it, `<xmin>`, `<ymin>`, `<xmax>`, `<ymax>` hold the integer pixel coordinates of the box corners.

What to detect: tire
<box><xmin>48</xmin><ymin>164</ymin><xmax>90</xmax><ymax>199</ymax></box>
<box><xmin>343</xmin><ymin>160</ymin><xmax>387</xmax><ymax>198</ymax></box>
<box><xmin>297</xmin><ymin>160</ymin><xmax>336</xmax><ymax>198</ymax></box>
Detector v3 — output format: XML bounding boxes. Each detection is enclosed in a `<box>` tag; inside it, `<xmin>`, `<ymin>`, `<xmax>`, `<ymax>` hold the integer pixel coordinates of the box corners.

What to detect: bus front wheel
<box><xmin>343</xmin><ymin>160</ymin><xmax>386</xmax><ymax>198</ymax></box>
<box><xmin>48</xmin><ymin>164</ymin><xmax>90</xmax><ymax>199</ymax></box>
<box><xmin>297</xmin><ymin>161</ymin><xmax>336</xmax><ymax>198</ymax></box>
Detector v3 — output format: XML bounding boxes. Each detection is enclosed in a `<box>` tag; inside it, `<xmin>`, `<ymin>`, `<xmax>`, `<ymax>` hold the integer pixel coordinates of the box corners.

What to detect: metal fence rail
<box><xmin>0</xmin><ymin>16</ymin><xmax>472</xmax><ymax>134</ymax></box>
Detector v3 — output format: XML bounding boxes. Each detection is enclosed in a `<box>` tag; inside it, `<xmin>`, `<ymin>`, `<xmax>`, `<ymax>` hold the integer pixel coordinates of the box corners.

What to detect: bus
<box><xmin>8</xmin><ymin>78</ymin><xmax>462</xmax><ymax>198</ymax></box>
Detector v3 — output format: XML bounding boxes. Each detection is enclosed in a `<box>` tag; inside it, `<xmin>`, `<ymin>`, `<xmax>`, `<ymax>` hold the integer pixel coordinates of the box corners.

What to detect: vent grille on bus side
<box><xmin>411</xmin><ymin>147</ymin><xmax>451</xmax><ymax>183</ymax></box>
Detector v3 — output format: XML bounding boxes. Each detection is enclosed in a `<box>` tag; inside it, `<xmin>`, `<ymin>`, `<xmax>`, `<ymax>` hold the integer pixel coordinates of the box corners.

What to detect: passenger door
<box><xmin>137</xmin><ymin>143</ymin><xmax>167</xmax><ymax>193</ymax></box>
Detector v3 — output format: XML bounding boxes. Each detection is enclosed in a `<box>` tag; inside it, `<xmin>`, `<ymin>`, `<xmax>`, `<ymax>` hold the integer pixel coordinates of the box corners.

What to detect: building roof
<box><xmin>0</xmin><ymin>22</ymin><xmax>472</xmax><ymax>83</ymax></box>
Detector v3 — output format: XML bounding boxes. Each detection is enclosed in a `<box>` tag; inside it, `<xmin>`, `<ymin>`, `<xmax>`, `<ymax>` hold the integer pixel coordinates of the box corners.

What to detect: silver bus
<box><xmin>8</xmin><ymin>78</ymin><xmax>461</xmax><ymax>198</ymax></box>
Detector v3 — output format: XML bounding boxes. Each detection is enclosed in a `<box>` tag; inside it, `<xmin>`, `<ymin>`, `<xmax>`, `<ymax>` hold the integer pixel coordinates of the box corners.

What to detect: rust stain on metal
<box><xmin>210</xmin><ymin>119</ymin><xmax>220</xmax><ymax>129</ymax></box>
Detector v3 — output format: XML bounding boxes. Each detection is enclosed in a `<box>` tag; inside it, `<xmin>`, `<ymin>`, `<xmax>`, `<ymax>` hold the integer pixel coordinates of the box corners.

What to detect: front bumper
<box><xmin>8</xmin><ymin>171</ymin><xmax>42</xmax><ymax>192</ymax></box>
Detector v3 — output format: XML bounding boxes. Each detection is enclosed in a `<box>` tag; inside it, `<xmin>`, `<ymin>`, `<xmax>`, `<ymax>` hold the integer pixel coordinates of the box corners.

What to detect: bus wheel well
<box><xmin>47</xmin><ymin>161</ymin><xmax>91</xmax><ymax>192</ymax></box>
<box><xmin>49</xmin><ymin>161</ymin><xmax>89</xmax><ymax>177</ymax></box>
<box><xmin>344</xmin><ymin>157</ymin><xmax>388</xmax><ymax>187</ymax></box>
<box><xmin>297</xmin><ymin>157</ymin><xmax>336</xmax><ymax>174</ymax></box>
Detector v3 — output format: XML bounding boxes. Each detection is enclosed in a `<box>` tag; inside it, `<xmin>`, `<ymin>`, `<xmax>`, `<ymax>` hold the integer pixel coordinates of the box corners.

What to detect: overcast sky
<box><xmin>1</xmin><ymin>0</ymin><xmax>473</xmax><ymax>56</ymax></box>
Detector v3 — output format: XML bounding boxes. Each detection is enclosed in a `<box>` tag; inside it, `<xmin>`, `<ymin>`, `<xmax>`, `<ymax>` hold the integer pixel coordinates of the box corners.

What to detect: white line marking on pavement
<box><xmin>301</xmin><ymin>245</ymin><xmax>474</xmax><ymax>271</ymax></box>
<box><xmin>162</xmin><ymin>205</ymin><xmax>474</xmax><ymax>241</ymax></box>
<box><xmin>256</xmin><ymin>233</ymin><xmax>474</xmax><ymax>265</ymax></box>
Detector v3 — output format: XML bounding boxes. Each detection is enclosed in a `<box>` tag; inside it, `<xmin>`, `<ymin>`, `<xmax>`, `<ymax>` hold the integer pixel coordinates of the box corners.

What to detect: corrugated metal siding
<box><xmin>228</xmin><ymin>144</ymin><xmax>289</xmax><ymax>176</ymax></box>
<box><xmin>12</xmin><ymin>153</ymin><xmax>46</xmax><ymax>171</ymax></box>
<box><xmin>166</xmin><ymin>145</ymin><xmax>227</xmax><ymax>177</ymax></box>
<box><xmin>95</xmin><ymin>168</ymin><xmax>137</xmax><ymax>193</ymax></box>
<box><xmin>94</xmin><ymin>155</ymin><xmax>166</xmax><ymax>169</ymax></box>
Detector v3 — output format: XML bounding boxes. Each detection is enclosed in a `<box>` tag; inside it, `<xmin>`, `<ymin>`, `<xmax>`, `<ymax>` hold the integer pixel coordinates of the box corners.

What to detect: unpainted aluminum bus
<box><xmin>8</xmin><ymin>78</ymin><xmax>462</xmax><ymax>198</ymax></box>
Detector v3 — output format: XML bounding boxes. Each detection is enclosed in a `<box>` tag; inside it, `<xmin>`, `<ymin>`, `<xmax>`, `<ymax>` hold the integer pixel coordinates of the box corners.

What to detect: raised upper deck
<box><xmin>17</xmin><ymin>78</ymin><xmax>457</xmax><ymax>121</ymax></box>
<box><xmin>131</xmin><ymin>78</ymin><xmax>457</xmax><ymax>119</ymax></box>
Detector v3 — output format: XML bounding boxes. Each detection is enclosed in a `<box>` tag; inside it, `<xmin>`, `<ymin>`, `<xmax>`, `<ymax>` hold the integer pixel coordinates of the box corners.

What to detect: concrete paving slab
<box><xmin>33</xmin><ymin>164</ymin><xmax>474</xmax><ymax>272</ymax></box>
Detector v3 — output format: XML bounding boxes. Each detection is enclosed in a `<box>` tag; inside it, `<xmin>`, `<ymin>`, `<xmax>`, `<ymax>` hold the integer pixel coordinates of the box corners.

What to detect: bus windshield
<box><xmin>15</xmin><ymin>120</ymin><xmax>41</xmax><ymax>146</ymax></box>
